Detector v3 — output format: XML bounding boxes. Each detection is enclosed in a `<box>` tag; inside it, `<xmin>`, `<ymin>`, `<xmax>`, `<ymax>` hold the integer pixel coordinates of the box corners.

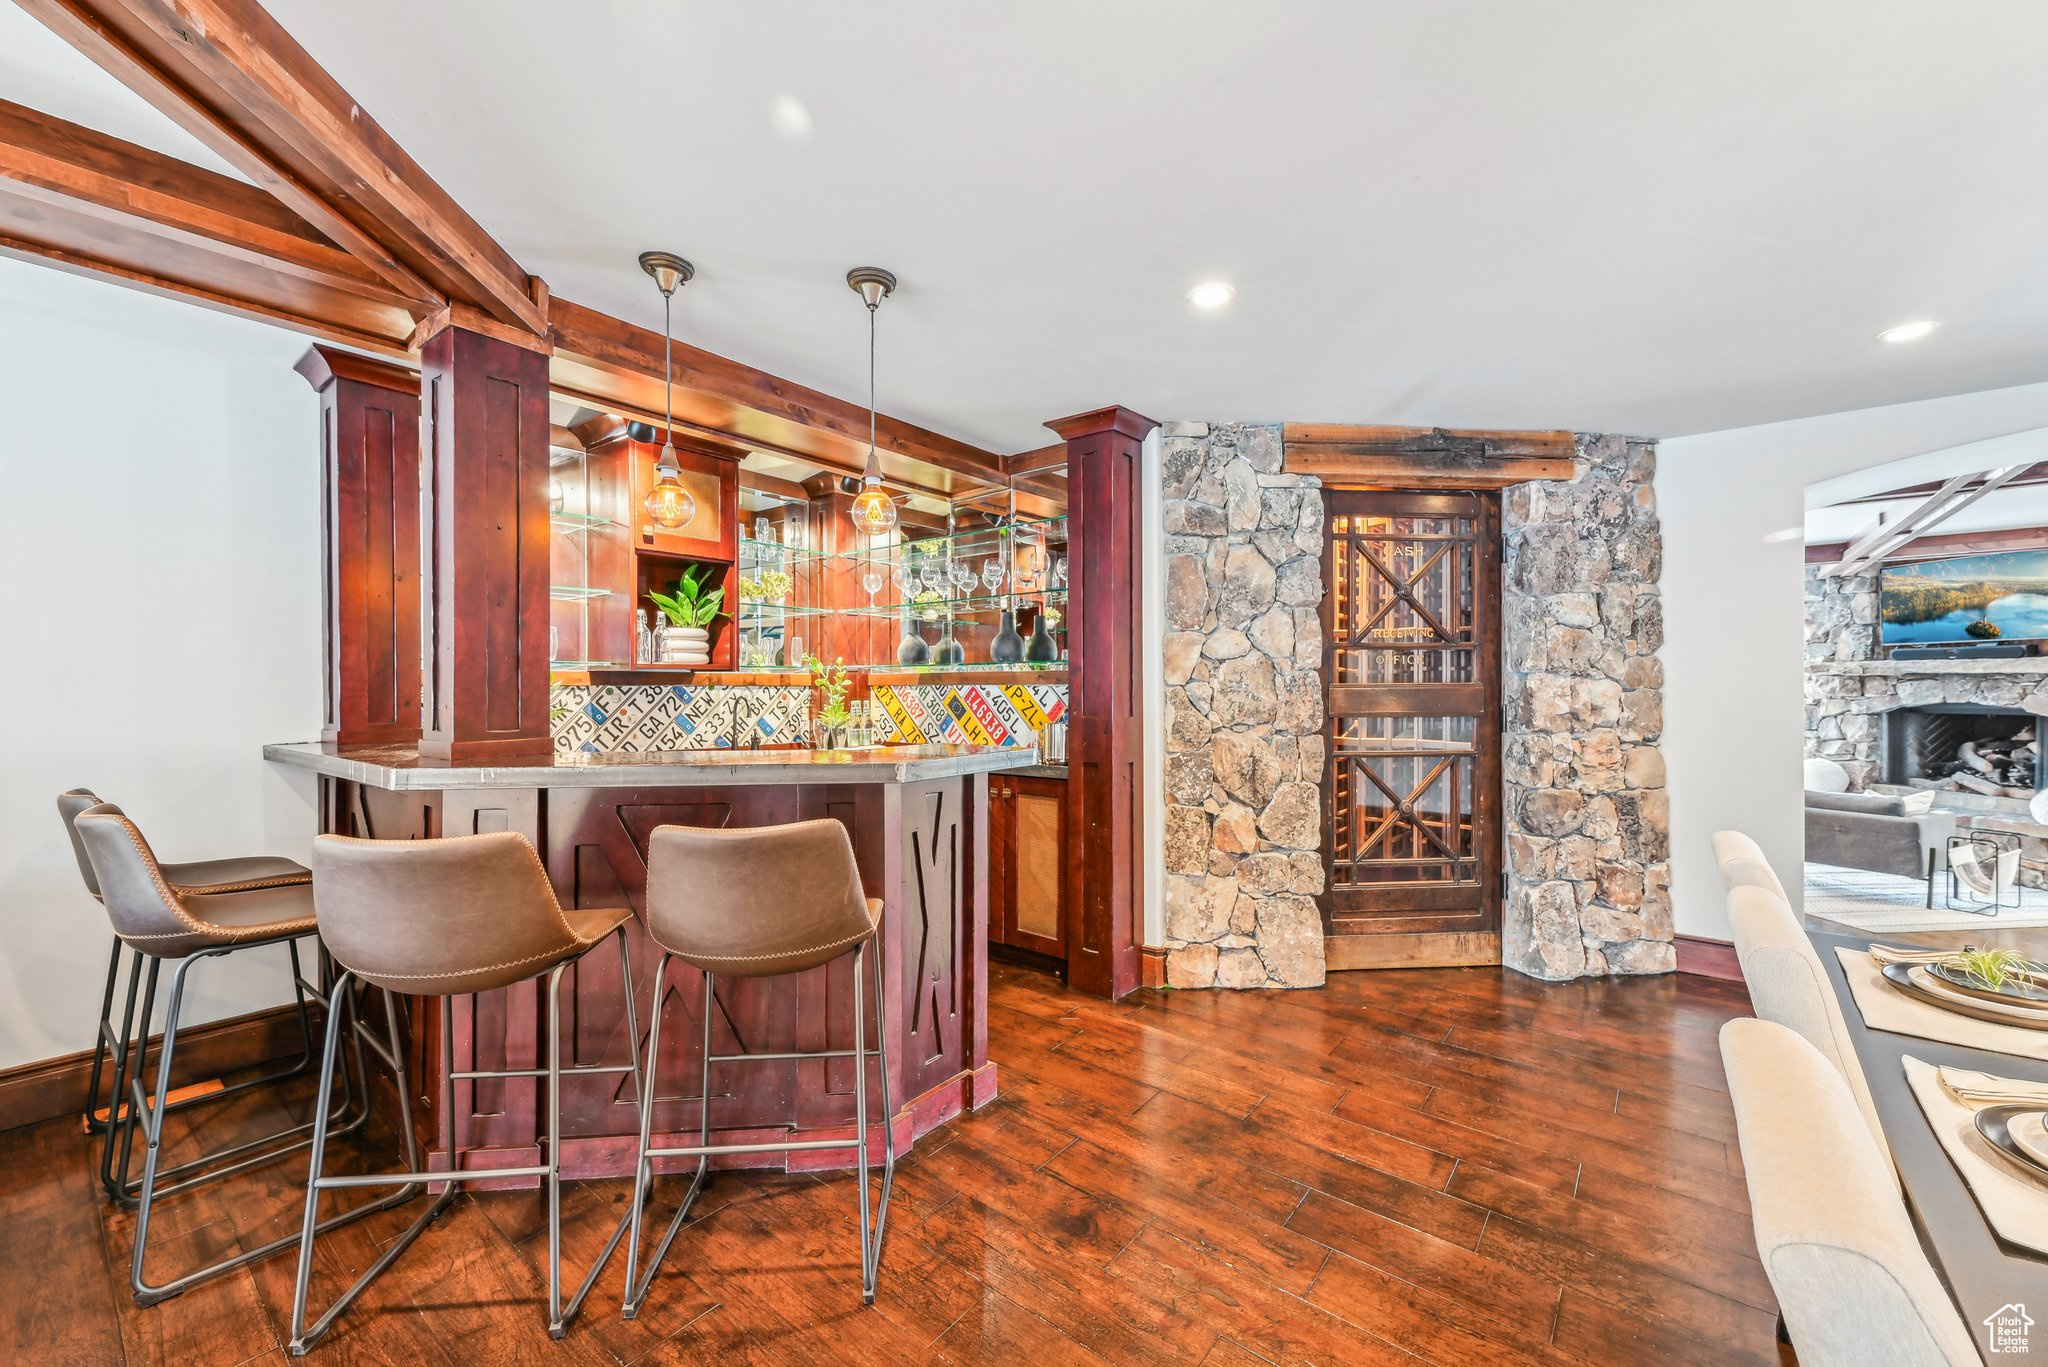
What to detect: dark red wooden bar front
<box><xmin>266</xmin><ymin>742</ymin><xmax>1028</xmax><ymax>1179</ymax></box>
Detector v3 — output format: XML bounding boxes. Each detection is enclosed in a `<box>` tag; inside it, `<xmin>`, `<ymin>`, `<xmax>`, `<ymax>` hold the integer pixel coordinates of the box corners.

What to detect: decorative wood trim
<box><xmin>298</xmin><ymin>344</ymin><xmax>423</xmax><ymax>747</ymax></box>
<box><xmin>0</xmin><ymin>1002</ymin><xmax>309</xmax><ymax>1135</ymax></box>
<box><xmin>1140</xmin><ymin>946</ymin><xmax>1168</xmax><ymax>989</ymax></box>
<box><xmin>1283</xmin><ymin>424</ymin><xmax>1578</xmax><ymax>489</ymax></box>
<box><xmin>1676</xmin><ymin>933</ymin><xmax>1743</xmax><ymax>982</ymax></box>
<box><xmin>407</xmin><ymin>301</ymin><xmax>554</xmax><ymax>356</ymax></box>
<box><xmin>1053</xmin><ymin>405</ymin><xmax>1159</xmax><ymax>999</ymax></box>
<box><xmin>1805</xmin><ymin>524</ymin><xmax>2048</xmax><ymax>567</ymax></box>
<box><xmin>1324</xmin><ymin>932</ymin><xmax>1501</xmax><ymax>970</ymax></box>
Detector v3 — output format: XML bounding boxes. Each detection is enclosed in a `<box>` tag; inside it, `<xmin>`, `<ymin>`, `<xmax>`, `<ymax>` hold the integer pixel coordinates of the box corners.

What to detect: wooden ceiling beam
<box><xmin>548</xmin><ymin>295</ymin><xmax>1009</xmax><ymax>490</ymax></box>
<box><xmin>1005</xmin><ymin>442</ymin><xmax>1068</xmax><ymax>477</ymax></box>
<box><xmin>16</xmin><ymin>0</ymin><xmax>542</xmax><ymax>331</ymax></box>
<box><xmin>1807</xmin><ymin>523</ymin><xmax>2048</xmax><ymax>566</ymax></box>
<box><xmin>0</xmin><ymin>97</ymin><xmax>410</xmax><ymax>308</ymax></box>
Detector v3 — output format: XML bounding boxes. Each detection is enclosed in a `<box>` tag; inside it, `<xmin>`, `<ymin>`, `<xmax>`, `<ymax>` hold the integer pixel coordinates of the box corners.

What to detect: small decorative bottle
<box><xmin>1024</xmin><ymin>607</ymin><xmax>1058</xmax><ymax>663</ymax></box>
<box><xmin>990</xmin><ymin>608</ymin><xmax>1025</xmax><ymax>664</ymax></box>
<box><xmin>635</xmin><ymin>609</ymin><xmax>652</xmax><ymax>665</ymax></box>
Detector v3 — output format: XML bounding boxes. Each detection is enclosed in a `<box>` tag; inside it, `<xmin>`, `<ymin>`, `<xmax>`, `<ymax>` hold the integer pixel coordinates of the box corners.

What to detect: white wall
<box><xmin>0</xmin><ymin>259</ymin><xmax>321</xmax><ymax>1070</ymax></box>
<box><xmin>1661</xmin><ymin>381</ymin><xmax>2048</xmax><ymax>942</ymax></box>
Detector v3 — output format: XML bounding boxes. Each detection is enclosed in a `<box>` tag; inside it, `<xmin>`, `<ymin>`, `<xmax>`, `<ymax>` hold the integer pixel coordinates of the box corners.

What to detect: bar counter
<box><xmin>264</xmin><ymin>740</ymin><xmax>1037</xmax><ymax>1179</ymax></box>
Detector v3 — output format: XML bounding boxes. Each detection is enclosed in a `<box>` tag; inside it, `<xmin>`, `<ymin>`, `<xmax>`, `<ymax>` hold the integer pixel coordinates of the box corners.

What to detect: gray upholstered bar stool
<box><xmin>622</xmin><ymin>819</ymin><xmax>894</xmax><ymax>1317</ymax></box>
<box><xmin>290</xmin><ymin>831</ymin><xmax>643</xmax><ymax>1353</ymax></box>
<box><xmin>57</xmin><ymin>787</ymin><xmax>316</xmax><ymax>1167</ymax></box>
<box><xmin>71</xmin><ymin>802</ymin><xmax>399</xmax><ymax>1305</ymax></box>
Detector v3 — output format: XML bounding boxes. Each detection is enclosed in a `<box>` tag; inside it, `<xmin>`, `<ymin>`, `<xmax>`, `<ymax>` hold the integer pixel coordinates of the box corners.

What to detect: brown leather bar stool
<box><xmin>71</xmin><ymin>802</ymin><xmax>406</xmax><ymax>1306</ymax></box>
<box><xmin>57</xmin><ymin>787</ymin><xmax>317</xmax><ymax>1184</ymax></box>
<box><xmin>621</xmin><ymin>819</ymin><xmax>894</xmax><ymax>1317</ymax></box>
<box><xmin>289</xmin><ymin>831</ymin><xmax>643</xmax><ymax>1353</ymax></box>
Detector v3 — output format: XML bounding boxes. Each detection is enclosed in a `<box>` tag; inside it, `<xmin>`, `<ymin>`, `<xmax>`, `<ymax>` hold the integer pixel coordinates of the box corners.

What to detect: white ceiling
<box><xmin>12</xmin><ymin>2</ymin><xmax>2048</xmax><ymax>454</ymax></box>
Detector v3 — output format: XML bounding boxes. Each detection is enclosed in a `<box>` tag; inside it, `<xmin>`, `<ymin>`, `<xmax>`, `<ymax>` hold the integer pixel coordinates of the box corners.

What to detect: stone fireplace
<box><xmin>1880</xmin><ymin>704</ymin><xmax>2039</xmax><ymax>796</ymax></box>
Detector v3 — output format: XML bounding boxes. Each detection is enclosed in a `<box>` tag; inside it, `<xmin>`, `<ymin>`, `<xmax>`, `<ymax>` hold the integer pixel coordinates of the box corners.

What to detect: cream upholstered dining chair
<box><xmin>1720</xmin><ymin>1019</ymin><xmax>1978</xmax><ymax>1366</ymax></box>
<box><xmin>1723</xmin><ymin>882</ymin><xmax>1893</xmax><ymax>1169</ymax></box>
<box><xmin>1712</xmin><ymin>828</ymin><xmax>1790</xmax><ymax>901</ymax></box>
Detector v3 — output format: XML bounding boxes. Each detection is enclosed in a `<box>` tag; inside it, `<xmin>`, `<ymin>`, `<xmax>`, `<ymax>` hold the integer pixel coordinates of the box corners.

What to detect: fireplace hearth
<box><xmin>1882</xmin><ymin>704</ymin><xmax>2040</xmax><ymax>797</ymax></box>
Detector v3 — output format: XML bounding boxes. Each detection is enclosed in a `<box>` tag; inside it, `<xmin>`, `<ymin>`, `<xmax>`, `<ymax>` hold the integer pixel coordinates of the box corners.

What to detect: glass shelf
<box><xmin>550</xmin><ymin>584</ymin><xmax>614</xmax><ymax>602</ymax></box>
<box><xmin>734</xmin><ymin>593</ymin><xmax>1067</xmax><ymax>622</ymax></box>
<box><xmin>549</xmin><ymin>660</ymin><xmax>622</xmax><ymax>671</ymax></box>
<box><xmin>551</xmin><ymin>512</ymin><xmax>617</xmax><ymax>533</ymax></box>
<box><xmin>738</xmin><ymin>535</ymin><xmax>830</xmax><ymax>562</ymax></box>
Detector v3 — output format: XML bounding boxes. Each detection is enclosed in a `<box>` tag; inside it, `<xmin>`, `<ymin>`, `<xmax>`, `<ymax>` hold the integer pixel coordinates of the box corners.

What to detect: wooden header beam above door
<box><xmin>1282</xmin><ymin>424</ymin><xmax>1578</xmax><ymax>489</ymax></box>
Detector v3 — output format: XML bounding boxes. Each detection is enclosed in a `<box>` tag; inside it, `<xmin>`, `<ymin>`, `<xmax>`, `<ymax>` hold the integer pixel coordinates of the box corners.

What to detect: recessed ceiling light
<box><xmin>1878</xmin><ymin>320</ymin><xmax>1938</xmax><ymax>344</ymax></box>
<box><xmin>1188</xmin><ymin>281</ymin><xmax>1235</xmax><ymax>309</ymax></box>
<box><xmin>768</xmin><ymin>95</ymin><xmax>813</xmax><ymax>142</ymax></box>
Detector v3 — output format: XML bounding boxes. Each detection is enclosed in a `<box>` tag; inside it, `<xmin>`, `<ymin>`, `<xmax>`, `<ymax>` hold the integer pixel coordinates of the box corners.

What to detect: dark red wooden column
<box><xmin>1047</xmin><ymin>405</ymin><xmax>1158</xmax><ymax>999</ymax></box>
<box><xmin>418</xmin><ymin>324</ymin><xmax>554</xmax><ymax>761</ymax></box>
<box><xmin>295</xmin><ymin>346</ymin><xmax>423</xmax><ymax>747</ymax></box>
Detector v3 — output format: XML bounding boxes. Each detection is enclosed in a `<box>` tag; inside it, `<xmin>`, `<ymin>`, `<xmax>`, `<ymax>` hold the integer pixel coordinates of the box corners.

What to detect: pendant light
<box><xmin>846</xmin><ymin>267</ymin><xmax>899</xmax><ymax>537</ymax></box>
<box><xmin>639</xmin><ymin>250</ymin><xmax>697</xmax><ymax>531</ymax></box>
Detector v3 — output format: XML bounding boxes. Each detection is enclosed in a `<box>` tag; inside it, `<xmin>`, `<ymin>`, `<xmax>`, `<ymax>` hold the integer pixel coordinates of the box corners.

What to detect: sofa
<box><xmin>1804</xmin><ymin>788</ymin><xmax>1956</xmax><ymax>904</ymax></box>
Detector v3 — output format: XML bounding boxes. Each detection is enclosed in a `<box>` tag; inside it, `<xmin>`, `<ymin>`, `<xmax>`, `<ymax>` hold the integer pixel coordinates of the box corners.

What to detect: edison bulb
<box><xmin>645</xmin><ymin>472</ymin><xmax>696</xmax><ymax>530</ymax></box>
<box><xmin>849</xmin><ymin>481</ymin><xmax>897</xmax><ymax>536</ymax></box>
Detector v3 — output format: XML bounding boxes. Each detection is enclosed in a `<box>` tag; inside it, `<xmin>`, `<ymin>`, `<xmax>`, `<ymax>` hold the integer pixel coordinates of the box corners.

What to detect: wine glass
<box><xmin>1054</xmin><ymin>554</ymin><xmax>1068</xmax><ymax>588</ymax></box>
<box><xmin>919</xmin><ymin>560</ymin><xmax>947</xmax><ymax>599</ymax></box>
<box><xmin>862</xmin><ymin>565</ymin><xmax>886</xmax><ymax>608</ymax></box>
<box><xmin>950</xmin><ymin>560</ymin><xmax>975</xmax><ymax>600</ymax></box>
<box><xmin>981</xmin><ymin>557</ymin><xmax>1004</xmax><ymax>597</ymax></box>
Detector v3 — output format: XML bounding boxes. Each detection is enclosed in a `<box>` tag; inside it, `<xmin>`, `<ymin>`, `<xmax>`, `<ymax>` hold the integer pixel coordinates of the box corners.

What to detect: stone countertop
<box><xmin>263</xmin><ymin>741</ymin><xmax>1040</xmax><ymax>792</ymax></box>
<box><xmin>1004</xmin><ymin>764</ymin><xmax>1068</xmax><ymax>781</ymax></box>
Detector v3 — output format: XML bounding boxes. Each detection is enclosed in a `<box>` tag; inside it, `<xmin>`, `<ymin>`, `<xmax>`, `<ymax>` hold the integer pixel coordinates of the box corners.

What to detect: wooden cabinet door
<box><xmin>992</xmin><ymin>775</ymin><xmax>1068</xmax><ymax>960</ymax></box>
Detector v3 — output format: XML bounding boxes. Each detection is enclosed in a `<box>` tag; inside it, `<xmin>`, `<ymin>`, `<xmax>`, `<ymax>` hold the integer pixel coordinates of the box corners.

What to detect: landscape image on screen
<box><xmin>1879</xmin><ymin>549</ymin><xmax>2048</xmax><ymax>644</ymax></box>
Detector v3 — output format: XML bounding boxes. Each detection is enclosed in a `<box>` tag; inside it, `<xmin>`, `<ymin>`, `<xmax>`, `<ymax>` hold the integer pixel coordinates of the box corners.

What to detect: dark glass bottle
<box><xmin>934</xmin><ymin>620</ymin><xmax>965</xmax><ymax>665</ymax></box>
<box><xmin>990</xmin><ymin>608</ymin><xmax>1025</xmax><ymax>663</ymax></box>
<box><xmin>1024</xmin><ymin>608</ymin><xmax>1058</xmax><ymax>663</ymax></box>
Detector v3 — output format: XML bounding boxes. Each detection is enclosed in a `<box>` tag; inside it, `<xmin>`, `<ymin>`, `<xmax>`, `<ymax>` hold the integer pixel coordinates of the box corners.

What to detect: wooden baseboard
<box><xmin>1325</xmin><ymin>932</ymin><xmax>1500</xmax><ymax>970</ymax></box>
<box><xmin>0</xmin><ymin>1003</ymin><xmax>314</xmax><ymax>1135</ymax></box>
<box><xmin>1676</xmin><ymin>933</ymin><xmax>1744</xmax><ymax>983</ymax></box>
<box><xmin>1140</xmin><ymin>946</ymin><xmax>1167</xmax><ymax>989</ymax></box>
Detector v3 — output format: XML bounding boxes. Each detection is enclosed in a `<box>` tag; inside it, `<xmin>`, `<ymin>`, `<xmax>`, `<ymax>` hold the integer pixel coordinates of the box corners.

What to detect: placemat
<box><xmin>1835</xmin><ymin>947</ymin><xmax>2048</xmax><ymax>1062</ymax></box>
<box><xmin>1904</xmin><ymin>1057</ymin><xmax>2048</xmax><ymax>1257</ymax></box>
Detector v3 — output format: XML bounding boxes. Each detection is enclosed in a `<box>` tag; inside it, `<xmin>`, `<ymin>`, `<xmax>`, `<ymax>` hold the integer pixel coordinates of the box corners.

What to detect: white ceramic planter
<box><xmin>662</xmin><ymin>625</ymin><xmax>711</xmax><ymax>666</ymax></box>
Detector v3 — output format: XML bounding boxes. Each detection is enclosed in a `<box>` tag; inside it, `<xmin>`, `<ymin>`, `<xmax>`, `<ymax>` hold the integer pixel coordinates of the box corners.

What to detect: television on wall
<box><xmin>1879</xmin><ymin>549</ymin><xmax>2048</xmax><ymax>645</ymax></box>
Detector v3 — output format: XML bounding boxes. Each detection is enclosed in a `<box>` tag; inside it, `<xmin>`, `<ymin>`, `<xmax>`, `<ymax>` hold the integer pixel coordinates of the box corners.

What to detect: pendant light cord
<box><xmin>663</xmin><ymin>287</ymin><xmax>675</xmax><ymax>456</ymax></box>
<box><xmin>866</xmin><ymin>300</ymin><xmax>878</xmax><ymax>478</ymax></box>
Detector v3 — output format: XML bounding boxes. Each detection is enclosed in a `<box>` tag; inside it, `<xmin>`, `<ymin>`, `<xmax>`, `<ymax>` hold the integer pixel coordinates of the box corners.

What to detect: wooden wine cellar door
<box><xmin>1320</xmin><ymin>489</ymin><xmax>1503</xmax><ymax>968</ymax></box>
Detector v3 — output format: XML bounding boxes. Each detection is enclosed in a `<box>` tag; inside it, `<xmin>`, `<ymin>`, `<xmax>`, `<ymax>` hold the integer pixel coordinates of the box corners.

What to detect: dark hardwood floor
<box><xmin>2</xmin><ymin>962</ymin><xmax>1776</xmax><ymax>1366</ymax></box>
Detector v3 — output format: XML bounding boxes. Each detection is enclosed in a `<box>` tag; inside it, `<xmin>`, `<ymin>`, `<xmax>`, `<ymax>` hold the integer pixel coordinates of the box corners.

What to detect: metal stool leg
<box><xmin>561</xmin><ymin>927</ymin><xmax>644</xmax><ymax>1329</ymax></box>
<box><xmin>621</xmin><ymin>948</ymin><xmax>674</xmax><ymax>1321</ymax></box>
<box><xmin>83</xmin><ymin>941</ymin><xmax>130</xmax><ymax>1134</ymax></box>
<box><xmin>291</xmin><ymin>936</ymin><xmax>641</xmax><ymax>1353</ymax></box>
<box><xmin>626</xmin><ymin>939</ymin><xmax>896</xmax><ymax>1317</ymax></box>
<box><xmin>131</xmin><ymin>951</ymin><xmax>417</xmax><ymax>1306</ymax></box>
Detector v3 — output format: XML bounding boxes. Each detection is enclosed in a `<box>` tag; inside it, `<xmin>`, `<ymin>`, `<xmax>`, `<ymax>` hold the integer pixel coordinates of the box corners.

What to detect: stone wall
<box><xmin>1500</xmin><ymin>436</ymin><xmax>1673</xmax><ymax>979</ymax></box>
<box><xmin>1803</xmin><ymin>566</ymin><xmax>1884</xmax><ymax>786</ymax></box>
<box><xmin>1156</xmin><ymin>425</ymin><xmax>1670</xmax><ymax>987</ymax></box>
<box><xmin>1159</xmin><ymin>422</ymin><xmax>1329</xmax><ymax>988</ymax></box>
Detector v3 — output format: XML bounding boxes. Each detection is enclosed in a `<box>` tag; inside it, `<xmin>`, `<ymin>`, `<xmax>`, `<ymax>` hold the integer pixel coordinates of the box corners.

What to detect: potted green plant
<box><xmin>803</xmin><ymin>653</ymin><xmax>853</xmax><ymax>749</ymax></box>
<box><xmin>647</xmin><ymin>565</ymin><xmax>727</xmax><ymax>666</ymax></box>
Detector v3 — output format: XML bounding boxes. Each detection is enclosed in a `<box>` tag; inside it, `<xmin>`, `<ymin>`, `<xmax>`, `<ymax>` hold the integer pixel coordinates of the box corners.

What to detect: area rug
<box><xmin>1802</xmin><ymin>863</ymin><xmax>2048</xmax><ymax>933</ymax></box>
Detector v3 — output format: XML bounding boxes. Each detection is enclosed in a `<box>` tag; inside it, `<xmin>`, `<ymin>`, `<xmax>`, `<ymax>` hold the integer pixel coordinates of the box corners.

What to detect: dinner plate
<box><xmin>1881</xmin><ymin>961</ymin><xmax>2048</xmax><ymax>1032</ymax></box>
<box><xmin>1926</xmin><ymin>960</ymin><xmax>2048</xmax><ymax>1005</ymax></box>
<box><xmin>1975</xmin><ymin>1104</ymin><xmax>2048</xmax><ymax>1187</ymax></box>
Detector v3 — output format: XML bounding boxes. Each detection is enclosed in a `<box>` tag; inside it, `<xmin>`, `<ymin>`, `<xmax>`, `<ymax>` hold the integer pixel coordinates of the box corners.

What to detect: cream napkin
<box><xmin>1835</xmin><ymin>947</ymin><xmax>2048</xmax><ymax>1062</ymax></box>
<box><xmin>1904</xmin><ymin>1056</ymin><xmax>2048</xmax><ymax>1256</ymax></box>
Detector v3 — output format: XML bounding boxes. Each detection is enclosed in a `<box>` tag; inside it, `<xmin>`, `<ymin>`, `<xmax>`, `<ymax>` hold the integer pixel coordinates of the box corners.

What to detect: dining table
<box><xmin>1815</xmin><ymin>926</ymin><xmax>2048</xmax><ymax>1353</ymax></box>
